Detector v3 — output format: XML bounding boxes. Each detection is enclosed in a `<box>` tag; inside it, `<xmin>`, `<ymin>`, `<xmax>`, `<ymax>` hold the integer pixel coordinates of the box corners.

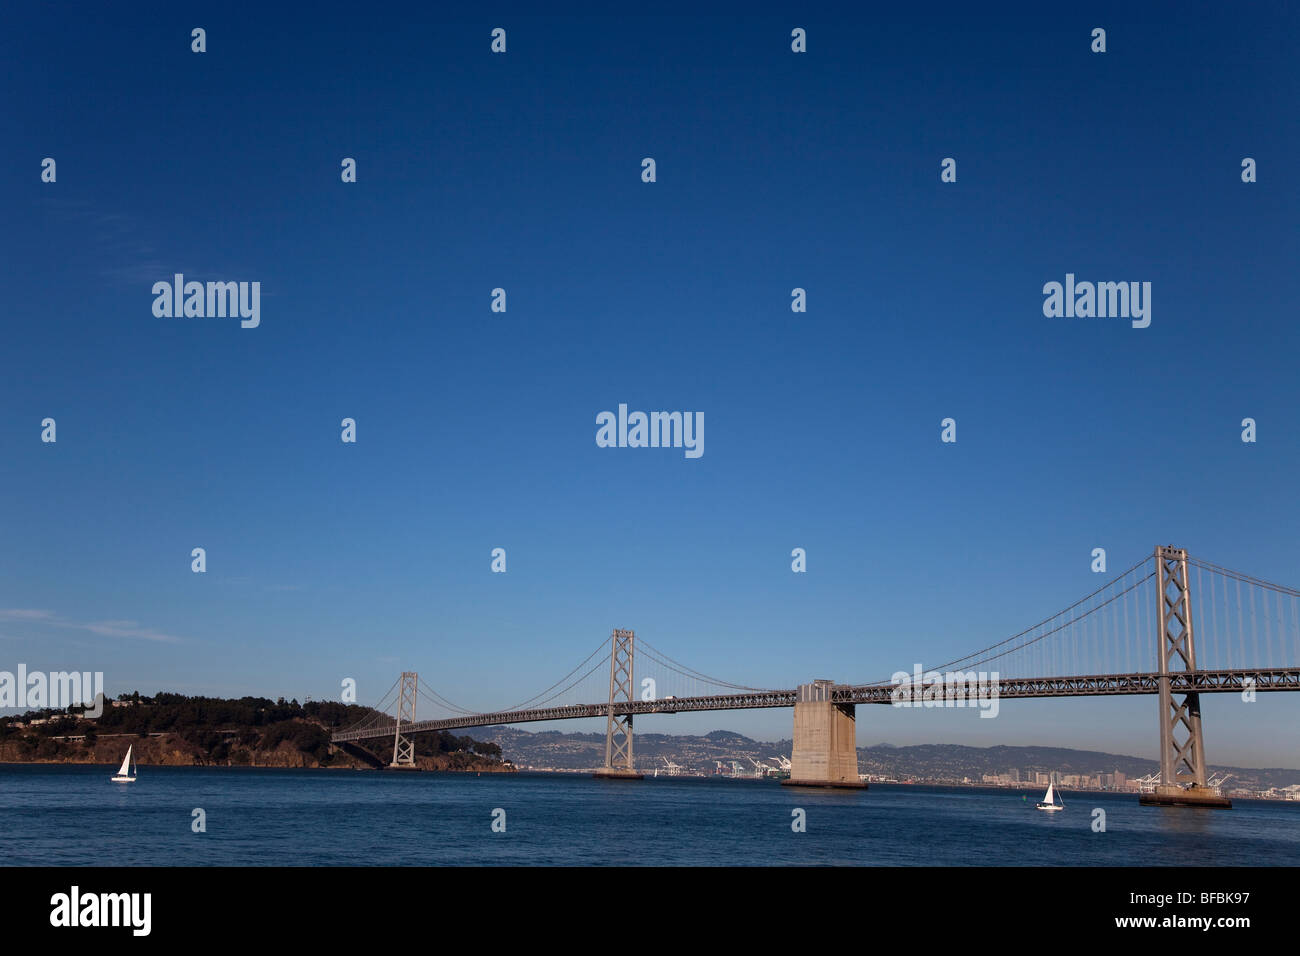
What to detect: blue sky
<box><xmin>2</xmin><ymin>2</ymin><xmax>1298</xmax><ymax>766</ymax></box>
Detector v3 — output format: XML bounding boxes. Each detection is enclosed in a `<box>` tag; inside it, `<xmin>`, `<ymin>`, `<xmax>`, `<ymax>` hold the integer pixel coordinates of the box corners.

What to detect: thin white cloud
<box><xmin>0</xmin><ymin>609</ymin><xmax>186</xmax><ymax>644</ymax></box>
<box><xmin>77</xmin><ymin>621</ymin><xmax>184</xmax><ymax>644</ymax></box>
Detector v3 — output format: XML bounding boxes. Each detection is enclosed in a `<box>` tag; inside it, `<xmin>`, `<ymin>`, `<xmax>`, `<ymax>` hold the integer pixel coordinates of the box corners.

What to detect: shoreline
<box><xmin>0</xmin><ymin>759</ymin><xmax>514</xmax><ymax>773</ymax></box>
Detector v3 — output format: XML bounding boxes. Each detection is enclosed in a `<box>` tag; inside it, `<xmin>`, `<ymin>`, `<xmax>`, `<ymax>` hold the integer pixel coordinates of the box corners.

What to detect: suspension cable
<box><xmin>851</xmin><ymin>556</ymin><xmax>1156</xmax><ymax>685</ymax></box>
<box><xmin>638</xmin><ymin>638</ymin><xmax>771</xmax><ymax>691</ymax></box>
<box><xmin>333</xmin><ymin>676</ymin><xmax>401</xmax><ymax>734</ymax></box>
<box><xmin>1189</xmin><ymin>557</ymin><xmax>1300</xmax><ymax>599</ymax></box>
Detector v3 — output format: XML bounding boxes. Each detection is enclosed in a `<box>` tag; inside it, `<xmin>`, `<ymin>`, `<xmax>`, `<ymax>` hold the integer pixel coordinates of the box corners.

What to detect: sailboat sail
<box><xmin>1036</xmin><ymin>775</ymin><xmax>1063</xmax><ymax>810</ymax></box>
<box><xmin>111</xmin><ymin>744</ymin><xmax>136</xmax><ymax>781</ymax></box>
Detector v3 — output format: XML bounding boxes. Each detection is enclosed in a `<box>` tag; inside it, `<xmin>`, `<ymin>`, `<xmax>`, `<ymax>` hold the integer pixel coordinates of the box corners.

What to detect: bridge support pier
<box><xmin>594</xmin><ymin>628</ymin><xmax>644</xmax><ymax>780</ymax></box>
<box><xmin>1140</xmin><ymin>547</ymin><xmax>1230</xmax><ymax>809</ymax></box>
<box><xmin>782</xmin><ymin>680</ymin><xmax>866</xmax><ymax>789</ymax></box>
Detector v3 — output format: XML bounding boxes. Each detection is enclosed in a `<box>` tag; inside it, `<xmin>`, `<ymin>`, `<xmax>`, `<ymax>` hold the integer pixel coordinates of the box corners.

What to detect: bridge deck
<box><xmin>331</xmin><ymin>668</ymin><xmax>1300</xmax><ymax>742</ymax></box>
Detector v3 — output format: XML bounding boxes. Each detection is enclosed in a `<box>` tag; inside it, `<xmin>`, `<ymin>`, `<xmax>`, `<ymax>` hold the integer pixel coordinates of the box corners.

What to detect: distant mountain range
<box><xmin>476</xmin><ymin>726</ymin><xmax>1300</xmax><ymax>790</ymax></box>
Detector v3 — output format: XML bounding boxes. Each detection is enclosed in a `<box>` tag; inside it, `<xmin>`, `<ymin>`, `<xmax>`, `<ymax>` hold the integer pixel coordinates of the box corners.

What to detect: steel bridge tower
<box><xmin>594</xmin><ymin>628</ymin><xmax>643</xmax><ymax>779</ymax></box>
<box><xmin>1141</xmin><ymin>546</ymin><xmax>1230</xmax><ymax>808</ymax></box>
<box><xmin>390</xmin><ymin>671</ymin><xmax>418</xmax><ymax>768</ymax></box>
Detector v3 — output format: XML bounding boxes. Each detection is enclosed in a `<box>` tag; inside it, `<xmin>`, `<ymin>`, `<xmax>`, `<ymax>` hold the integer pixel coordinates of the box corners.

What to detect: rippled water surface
<box><xmin>2</xmin><ymin>764</ymin><xmax>1296</xmax><ymax>865</ymax></box>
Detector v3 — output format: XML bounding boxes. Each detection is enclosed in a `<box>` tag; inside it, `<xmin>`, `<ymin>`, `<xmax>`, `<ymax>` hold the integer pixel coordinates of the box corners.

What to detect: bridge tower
<box><xmin>390</xmin><ymin>671</ymin><xmax>418</xmax><ymax>768</ymax></box>
<box><xmin>1140</xmin><ymin>546</ymin><xmax>1230</xmax><ymax>808</ymax></box>
<box><xmin>594</xmin><ymin>628</ymin><xmax>643</xmax><ymax>780</ymax></box>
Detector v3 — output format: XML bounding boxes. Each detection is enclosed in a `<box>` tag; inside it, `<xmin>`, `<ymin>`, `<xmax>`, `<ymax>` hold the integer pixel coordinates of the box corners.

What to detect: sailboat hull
<box><xmin>110</xmin><ymin>776</ymin><xmax>135</xmax><ymax>783</ymax></box>
<box><xmin>1035</xmin><ymin>780</ymin><xmax>1063</xmax><ymax>810</ymax></box>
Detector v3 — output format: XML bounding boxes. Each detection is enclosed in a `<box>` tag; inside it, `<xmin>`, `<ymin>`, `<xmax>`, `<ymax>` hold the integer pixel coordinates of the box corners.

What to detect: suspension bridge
<box><xmin>331</xmin><ymin>546</ymin><xmax>1300</xmax><ymax>807</ymax></box>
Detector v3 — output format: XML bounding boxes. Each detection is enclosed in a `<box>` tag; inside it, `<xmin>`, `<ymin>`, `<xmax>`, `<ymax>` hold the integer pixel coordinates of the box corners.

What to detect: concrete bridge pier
<box><xmin>781</xmin><ymin>680</ymin><xmax>866</xmax><ymax>789</ymax></box>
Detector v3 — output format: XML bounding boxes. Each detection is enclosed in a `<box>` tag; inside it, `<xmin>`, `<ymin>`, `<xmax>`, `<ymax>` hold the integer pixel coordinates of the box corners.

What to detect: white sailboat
<box><xmin>110</xmin><ymin>744</ymin><xmax>137</xmax><ymax>783</ymax></box>
<box><xmin>1036</xmin><ymin>777</ymin><xmax>1063</xmax><ymax>811</ymax></box>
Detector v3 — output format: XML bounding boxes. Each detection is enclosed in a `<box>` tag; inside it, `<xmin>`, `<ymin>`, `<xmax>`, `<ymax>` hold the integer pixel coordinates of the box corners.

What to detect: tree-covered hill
<box><xmin>0</xmin><ymin>692</ymin><xmax>509</xmax><ymax>771</ymax></box>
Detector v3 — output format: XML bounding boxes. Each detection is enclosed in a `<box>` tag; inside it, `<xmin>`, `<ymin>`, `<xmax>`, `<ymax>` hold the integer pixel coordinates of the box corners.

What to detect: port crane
<box><xmin>1207</xmin><ymin>773</ymin><xmax>1232</xmax><ymax>794</ymax></box>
